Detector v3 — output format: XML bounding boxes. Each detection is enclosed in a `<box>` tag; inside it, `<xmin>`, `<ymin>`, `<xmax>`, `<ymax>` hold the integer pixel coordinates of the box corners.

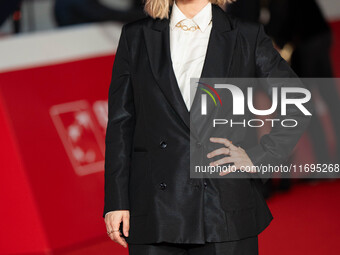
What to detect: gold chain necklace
<box><xmin>175</xmin><ymin>19</ymin><xmax>212</xmax><ymax>32</ymax></box>
<box><xmin>175</xmin><ymin>21</ymin><xmax>199</xmax><ymax>32</ymax></box>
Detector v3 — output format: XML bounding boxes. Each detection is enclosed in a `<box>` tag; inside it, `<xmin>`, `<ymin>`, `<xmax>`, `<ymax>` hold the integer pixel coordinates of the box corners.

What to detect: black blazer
<box><xmin>103</xmin><ymin>4</ymin><xmax>312</xmax><ymax>244</ymax></box>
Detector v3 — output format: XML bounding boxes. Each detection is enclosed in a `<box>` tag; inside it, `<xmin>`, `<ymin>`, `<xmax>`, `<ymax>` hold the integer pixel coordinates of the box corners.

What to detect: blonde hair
<box><xmin>144</xmin><ymin>0</ymin><xmax>235</xmax><ymax>19</ymax></box>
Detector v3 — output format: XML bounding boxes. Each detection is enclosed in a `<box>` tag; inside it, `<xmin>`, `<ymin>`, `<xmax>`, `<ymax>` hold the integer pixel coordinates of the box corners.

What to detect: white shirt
<box><xmin>169</xmin><ymin>2</ymin><xmax>212</xmax><ymax>111</ymax></box>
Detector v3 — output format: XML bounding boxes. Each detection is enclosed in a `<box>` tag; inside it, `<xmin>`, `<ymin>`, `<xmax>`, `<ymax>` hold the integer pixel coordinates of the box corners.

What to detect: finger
<box><xmin>109</xmin><ymin>220</ymin><xmax>121</xmax><ymax>240</ymax></box>
<box><xmin>108</xmin><ymin>232</ymin><xmax>115</xmax><ymax>241</ymax></box>
<box><xmin>210</xmin><ymin>137</ymin><xmax>237</xmax><ymax>150</ymax></box>
<box><xmin>111</xmin><ymin>218</ymin><xmax>121</xmax><ymax>233</ymax></box>
<box><xmin>233</xmin><ymin>162</ymin><xmax>241</xmax><ymax>171</ymax></box>
<box><xmin>112</xmin><ymin>231</ymin><xmax>127</xmax><ymax>248</ymax></box>
<box><xmin>207</xmin><ymin>147</ymin><xmax>230</xmax><ymax>158</ymax></box>
<box><xmin>106</xmin><ymin>224</ymin><xmax>112</xmax><ymax>235</ymax></box>
<box><xmin>238</xmin><ymin>146</ymin><xmax>245</xmax><ymax>152</ymax></box>
<box><xmin>210</xmin><ymin>156</ymin><xmax>234</xmax><ymax>167</ymax></box>
<box><xmin>106</xmin><ymin>220</ymin><xmax>115</xmax><ymax>241</ymax></box>
<box><xmin>122</xmin><ymin>214</ymin><xmax>130</xmax><ymax>237</ymax></box>
<box><xmin>105</xmin><ymin>217</ymin><xmax>115</xmax><ymax>237</ymax></box>
<box><xmin>111</xmin><ymin>217</ymin><xmax>128</xmax><ymax>247</ymax></box>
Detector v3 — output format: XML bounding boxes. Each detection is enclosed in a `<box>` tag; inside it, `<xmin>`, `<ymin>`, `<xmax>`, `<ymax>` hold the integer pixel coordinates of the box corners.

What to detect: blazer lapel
<box><xmin>143</xmin><ymin>5</ymin><xmax>238</xmax><ymax>137</ymax></box>
<box><xmin>143</xmin><ymin>18</ymin><xmax>191</xmax><ymax>131</ymax></box>
<box><xmin>190</xmin><ymin>5</ymin><xmax>239</xmax><ymax>136</ymax></box>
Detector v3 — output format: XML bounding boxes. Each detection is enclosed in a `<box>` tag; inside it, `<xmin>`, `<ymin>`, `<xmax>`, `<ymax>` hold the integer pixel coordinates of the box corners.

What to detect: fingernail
<box><xmin>207</xmin><ymin>154</ymin><xmax>210</xmax><ymax>158</ymax></box>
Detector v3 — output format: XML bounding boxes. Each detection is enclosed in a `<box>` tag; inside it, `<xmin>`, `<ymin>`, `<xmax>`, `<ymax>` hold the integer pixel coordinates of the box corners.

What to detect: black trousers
<box><xmin>128</xmin><ymin>236</ymin><xmax>258</xmax><ymax>255</ymax></box>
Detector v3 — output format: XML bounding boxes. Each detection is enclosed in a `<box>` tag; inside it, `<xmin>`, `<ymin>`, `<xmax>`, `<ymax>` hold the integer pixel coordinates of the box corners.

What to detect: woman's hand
<box><xmin>207</xmin><ymin>137</ymin><xmax>256</xmax><ymax>176</ymax></box>
<box><xmin>104</xmin><ymin>210</ymin><xmax>130</xmax><ymax>248</ymax></box>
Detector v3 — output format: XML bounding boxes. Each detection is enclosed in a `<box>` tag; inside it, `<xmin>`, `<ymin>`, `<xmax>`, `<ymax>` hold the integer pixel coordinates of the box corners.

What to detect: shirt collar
<box><xmin>170</xmin><ymin>2</ymin><xmax>212</xmax><ymax>32</ymax></box>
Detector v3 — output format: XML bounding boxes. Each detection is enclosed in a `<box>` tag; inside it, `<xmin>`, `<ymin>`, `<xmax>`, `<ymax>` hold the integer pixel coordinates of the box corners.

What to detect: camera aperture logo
<box><xmin>197</xmin><ymin>82</ymin><xmax>223</xmax><ymax>112</ymax></box>
<box><xmin>196</xmin><ymin>82</ymin><xmax>312</xmax><ymax>128</ymax></box>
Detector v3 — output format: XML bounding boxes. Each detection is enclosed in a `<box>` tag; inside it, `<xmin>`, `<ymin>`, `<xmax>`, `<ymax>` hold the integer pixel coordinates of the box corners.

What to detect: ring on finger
<box><xmin>107</xmin><ymin>229</ymin><xmax>120</xmax><ymax>235</ymax></box>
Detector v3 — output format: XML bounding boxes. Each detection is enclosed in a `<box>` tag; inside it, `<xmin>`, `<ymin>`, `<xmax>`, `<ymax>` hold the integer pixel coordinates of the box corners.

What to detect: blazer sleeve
<box><xmin>245</xmin><ymin>24</ymin><xmax>313</xmax><ymax>184</ymax></box>
<box><xmin>103</xmin><ymin>25</ymin><xmax>135</xmax><ymax>217</ymax></box>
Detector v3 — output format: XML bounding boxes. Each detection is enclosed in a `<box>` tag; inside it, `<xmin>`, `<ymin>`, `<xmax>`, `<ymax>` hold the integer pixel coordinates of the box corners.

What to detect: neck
<box><xmin>175</xmin><ymin>0</ymin><xmax>210</xmax><ymax>19</ymax></box>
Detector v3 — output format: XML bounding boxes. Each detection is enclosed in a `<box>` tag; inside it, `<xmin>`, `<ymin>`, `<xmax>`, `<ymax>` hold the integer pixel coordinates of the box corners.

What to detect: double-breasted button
<box><xmin>203</xmin><ymin>182</ymin><xmax>208</xmax><ymax>188</ymax></box>
<box><xmin>159</xmin><ymin>141</ymin><xmax>167</xmax><ymax>149</ymax></box>
<box><xmin>159</xmin><ymin>182</ymin><xmax>167</xmax><ymax>190</ymax></box>
<box><xmin>196</xmin><ymin>142</ymin><xmax>202</xmax><ymax>148</ymax></box>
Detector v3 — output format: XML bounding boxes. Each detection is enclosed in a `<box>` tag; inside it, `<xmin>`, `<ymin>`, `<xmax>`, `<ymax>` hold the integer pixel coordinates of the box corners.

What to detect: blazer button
<box><xmin>196</xmin><ymin>142</ymin><xmax>202</xmax><ymax>148</ymax></box>
<box><xmin>203</xmin><ymin>182</ymin><xmax>207</xmax><ymax>188</ymax></box>
<box><xmin>160</xmin><ymin>141</ymin><xmax>167</xmax><ymax>149</ymax></box>
<box><xmin>159</xmin><ymin>182</ymin><xmax>167</xmax><ymax>190</ymax></box>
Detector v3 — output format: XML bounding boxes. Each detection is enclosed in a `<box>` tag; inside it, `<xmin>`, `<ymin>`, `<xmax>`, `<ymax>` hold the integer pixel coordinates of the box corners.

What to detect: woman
<box><xmin>103</xmin><ymin>0</ymin><xmax>312</xmax><ymax>254</ymax></box>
